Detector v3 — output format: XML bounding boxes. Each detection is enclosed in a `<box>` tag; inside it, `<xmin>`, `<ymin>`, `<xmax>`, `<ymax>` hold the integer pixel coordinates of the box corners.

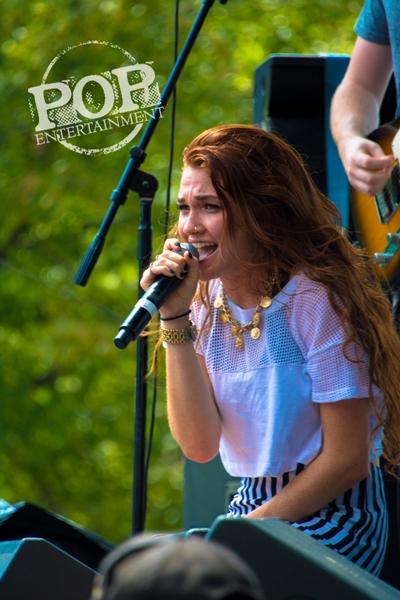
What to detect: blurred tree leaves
<box><xmin>1</xmin><ymin>0</ymin><xmax>360</xmax><ymax>544</ymax></box>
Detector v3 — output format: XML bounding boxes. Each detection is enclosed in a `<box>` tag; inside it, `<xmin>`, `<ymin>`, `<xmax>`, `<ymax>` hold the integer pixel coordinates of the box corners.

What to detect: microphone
<box><xmin>114</xmin><ymin>243</ymin><xmax>199</xmax><ymax>350</ymax></box>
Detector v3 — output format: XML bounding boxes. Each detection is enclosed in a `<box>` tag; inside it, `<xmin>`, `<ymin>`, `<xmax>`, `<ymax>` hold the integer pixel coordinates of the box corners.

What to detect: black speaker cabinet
<box><xmin>0</xmin><ymin>537</ymin><xmax>96</xmax><ymax>599</ymax></box>
<box><xmin>254</xmin><ymin>54</ymin><xmax>351</xmax><ymax>227</ymax></box>
<box><xmin>0</xmin><ymin>502</ymin><xmax>113</xmax><ymax>571</ymax></box>
<box><xmin>207</xmin><ymin>517</ymin><xmax>400</xmax><ymax>600</ymax></box>
<box><xmin>253</xmin><ymin>54</ymin><xmax>397</xmax><ymax>231</ymax></box>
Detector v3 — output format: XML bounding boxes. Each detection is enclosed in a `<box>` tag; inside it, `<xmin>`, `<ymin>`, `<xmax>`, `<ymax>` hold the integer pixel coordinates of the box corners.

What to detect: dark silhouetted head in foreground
<box><xmin>90</xmin><ymin>534</ymin><xmax>266</xmax><ymax>600</ymax></box>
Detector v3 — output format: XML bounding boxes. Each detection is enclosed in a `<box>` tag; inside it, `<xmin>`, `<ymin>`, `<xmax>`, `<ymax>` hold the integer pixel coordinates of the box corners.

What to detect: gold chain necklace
<box><xmin>213</xmin><ymin>284</ymin><xmax>272</xmax><ymax>349</ymax></box>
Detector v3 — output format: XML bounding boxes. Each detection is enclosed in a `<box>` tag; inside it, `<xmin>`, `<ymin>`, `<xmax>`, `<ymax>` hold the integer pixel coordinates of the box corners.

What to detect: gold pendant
<box><xmin>235</xmin><ymin>334</ymin><xmax>243</xmax><ymax>349</ymax></box>
<box><xmin>253</xmin><ymin>312</ymin><xmax>260</xmax><ymax>326</ymax></box>
<box><xmin>260</xmin><ymin>295</ymin><xmax>272</xmax><ymax>308</ymax></box>
<box><xmin>231</xmin><ymin>326</ymin><xmax>240</xmax><ymax>336</ymax></box>
<box><xmin>214</xmin><ymin>296</ymin><xmax>223</xmax><ymax>309</ymax></box>
<box><xmin>250</xmin><ymin>327</ymin><xmax>261</xmax><ymax>339</ymax></box>
<box><xmin>218</xmin><ymin>310</ymin><xmax>229</xmax><ymax>323</ymax></box>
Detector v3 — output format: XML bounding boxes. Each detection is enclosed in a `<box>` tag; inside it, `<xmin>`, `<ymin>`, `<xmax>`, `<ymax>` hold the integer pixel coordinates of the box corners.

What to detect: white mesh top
<box><xmin>191</xmin><ymin>274</ymin><xmax>383</xmax><ymax>477</ymax></box>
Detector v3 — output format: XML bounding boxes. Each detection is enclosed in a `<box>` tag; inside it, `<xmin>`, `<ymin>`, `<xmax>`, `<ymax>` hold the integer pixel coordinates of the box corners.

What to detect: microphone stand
<box><xmin>129</xmin><ymin>170</ymin><xmax>158</xmax><ymax>536</ymax></box>
<box><xmin>74</xmin><ymin>0</ymin><xmax>229</xmax><ymax>536</ymax></box>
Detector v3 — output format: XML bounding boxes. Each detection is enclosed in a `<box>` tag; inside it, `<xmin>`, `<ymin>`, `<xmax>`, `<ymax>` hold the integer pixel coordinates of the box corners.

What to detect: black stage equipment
<box><xmin>254</xmin><ymin>54</ymin><xmax>351</xmax><ymax>226</ymax></box>
<box><xmin>0</xmin><ymin>502</ymin><xmax>114</xmax><ymax>598</ymax></box>
<box><xmin>0</xmin><ymin>538</ymin><xmax>95</xmax><ymax>600</ymax></box>
<box><xmin>253</xmin><ymin>53</ymin><xmax>397</xmax><ymax>230</ymax></box>
<box><xmin>206</xmin><ymin>516</ymin><xmax>400</xmax><ymax>600</ymax></box>
<box><xmin>0</xmin><ymin>502</ymin><xmax>113</xmax><ymax>571</ymax></box>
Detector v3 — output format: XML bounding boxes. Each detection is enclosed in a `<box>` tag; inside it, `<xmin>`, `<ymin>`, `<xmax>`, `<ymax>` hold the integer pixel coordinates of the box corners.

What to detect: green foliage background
<box><xmin>1</xmin><ymin>0</ymin><xmax>359</xmax><ymax>545</ymax></box>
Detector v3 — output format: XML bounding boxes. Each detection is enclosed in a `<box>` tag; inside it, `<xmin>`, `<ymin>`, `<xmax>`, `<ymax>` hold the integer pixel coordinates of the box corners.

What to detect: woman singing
<box><xmin>140</xmin><ymin>125</ymin><xmax>400</xmax><ymax>575</ymax></box>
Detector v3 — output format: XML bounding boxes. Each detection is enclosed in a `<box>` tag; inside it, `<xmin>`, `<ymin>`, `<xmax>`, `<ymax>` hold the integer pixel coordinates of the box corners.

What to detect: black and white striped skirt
<box><xmin>228</xmin><ymin>463</ymin><xmax>388</xmax><ymax>575</ymax></box>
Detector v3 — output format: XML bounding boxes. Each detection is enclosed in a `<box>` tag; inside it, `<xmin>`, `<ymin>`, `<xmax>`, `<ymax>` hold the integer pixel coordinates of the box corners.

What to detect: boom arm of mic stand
<box><xmin>74</xmin><ymin>0</ymin><xmax>227</xmax><ymax>287</ymax></box>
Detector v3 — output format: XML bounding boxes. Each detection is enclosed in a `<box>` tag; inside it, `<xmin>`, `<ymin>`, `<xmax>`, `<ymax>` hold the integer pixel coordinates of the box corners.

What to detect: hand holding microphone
<box><xmin>114</xmin><ymin>242</ymin><xmax>199</xmax><ymax>349</ymax></box>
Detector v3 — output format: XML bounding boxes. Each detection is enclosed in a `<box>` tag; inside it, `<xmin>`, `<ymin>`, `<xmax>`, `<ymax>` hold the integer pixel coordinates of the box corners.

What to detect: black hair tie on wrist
<box><xmin>160</xmin><ymin>309</ymin><xmax>191</xmax><ymax>321</ymax></box>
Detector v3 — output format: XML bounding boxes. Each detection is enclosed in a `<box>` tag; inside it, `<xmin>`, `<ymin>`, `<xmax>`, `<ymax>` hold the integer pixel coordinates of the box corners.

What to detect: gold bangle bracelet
<box><xmin>160</xmin><ymin>321</ymin><xmax>197</xmax><ymax>344</ymax></box>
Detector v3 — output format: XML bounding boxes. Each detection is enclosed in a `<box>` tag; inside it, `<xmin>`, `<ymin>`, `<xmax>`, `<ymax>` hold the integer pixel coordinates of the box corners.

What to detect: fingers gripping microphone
<box><xmin>114</xmin><ymin>243</ymin><xmax>199</xmax><ymax>350</ymax></box>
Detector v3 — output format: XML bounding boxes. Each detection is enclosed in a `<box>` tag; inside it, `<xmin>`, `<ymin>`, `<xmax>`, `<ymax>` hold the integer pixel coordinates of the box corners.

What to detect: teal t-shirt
<box><xmin>355</xmin><ymin>0</ymin><xmax>400</xmax><ymax>116</ymax></box>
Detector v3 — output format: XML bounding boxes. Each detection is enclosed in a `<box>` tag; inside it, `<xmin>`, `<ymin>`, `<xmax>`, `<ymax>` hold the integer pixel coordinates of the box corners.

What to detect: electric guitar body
<box><xmin>351</xmin><ymin>118</ymin><xmax>400</xmax><ymax>289</ymax></box>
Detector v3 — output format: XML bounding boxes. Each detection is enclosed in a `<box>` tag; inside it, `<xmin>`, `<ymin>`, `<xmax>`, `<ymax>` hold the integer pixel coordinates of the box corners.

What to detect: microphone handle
<box><xmin>114</xmin><ymin>275</ymin><xmax>181</xmax><ymax>349</ymax></box>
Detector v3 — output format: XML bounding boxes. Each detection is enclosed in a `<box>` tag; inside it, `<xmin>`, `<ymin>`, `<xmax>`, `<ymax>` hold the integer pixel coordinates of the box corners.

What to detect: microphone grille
<box><xmin>180</xmin><ymin>242</ymin><xmax>199</xmax><ymax>260</ymax></box>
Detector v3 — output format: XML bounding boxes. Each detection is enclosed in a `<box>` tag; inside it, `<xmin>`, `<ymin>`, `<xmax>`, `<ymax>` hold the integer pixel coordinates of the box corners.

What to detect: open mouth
<box><xmin>191</xmin><ymin>242</ymin><xmax>217</xmax><ymax>261</ymax></box>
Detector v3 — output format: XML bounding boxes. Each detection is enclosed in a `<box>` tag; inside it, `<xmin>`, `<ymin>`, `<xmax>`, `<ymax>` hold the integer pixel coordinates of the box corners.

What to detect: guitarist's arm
<box><xmin>330</xmin><ymin>37</ymin><xmax>394</xmax><ymax>196</ymax></box>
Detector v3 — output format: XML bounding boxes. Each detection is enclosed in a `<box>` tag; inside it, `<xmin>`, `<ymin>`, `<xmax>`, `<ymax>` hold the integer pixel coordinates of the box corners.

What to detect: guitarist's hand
<box><xmin>343</xmin><ymin>135</ymin><xmax>394</xmax><ymax>197</ymax></box>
